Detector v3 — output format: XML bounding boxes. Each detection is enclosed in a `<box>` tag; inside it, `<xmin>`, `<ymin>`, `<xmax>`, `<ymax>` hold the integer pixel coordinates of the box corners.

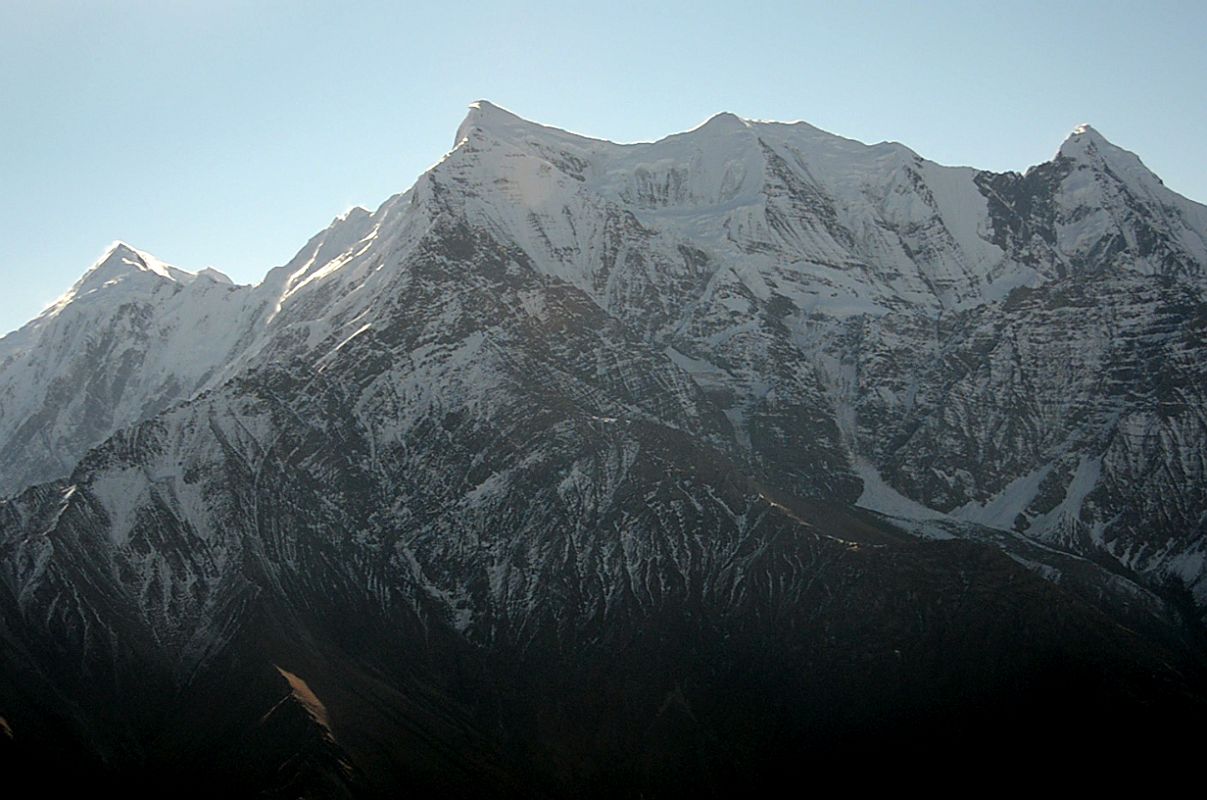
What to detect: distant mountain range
<box><xmin>2</xmin><ymin>102</ymin><xmax>1205</xmax><ymax>795</ymax></box>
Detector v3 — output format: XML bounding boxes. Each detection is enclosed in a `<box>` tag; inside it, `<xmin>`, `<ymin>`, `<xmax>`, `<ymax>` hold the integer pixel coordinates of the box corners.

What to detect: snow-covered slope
<box><xmin>0</xmin><ymin>205</ymin><xmax>407</xmax><ymax>496</ymax></box>
<box><xmin>3</xmin><ymin>102</ymin><xmax>1205</xmax><ymax>590</ymax></box>
<box><xmin>444</xmin><ymin>100</ymin><xmax>1021</xmax><ymax>318</ymax></box>
<box><xmin>4</xmin><ymin>102</ymin><xmax>1206</xmax><ymax>597</ymax></box>
<box><xmin>0</xmin><ymin>243</ymin><xmax>266</xmax><ymax>495</ymax></box>
<box><xmin>2</xmin><ymin>101</ymin><xmax>1206</xmax><ymax>793</ymax></box>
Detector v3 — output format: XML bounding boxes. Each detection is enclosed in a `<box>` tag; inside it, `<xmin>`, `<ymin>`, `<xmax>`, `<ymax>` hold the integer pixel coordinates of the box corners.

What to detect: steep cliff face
<box><xmin>1</xmin><ymin>103</ymin><xmax>1205</xmax><ymax>794</ymax></box>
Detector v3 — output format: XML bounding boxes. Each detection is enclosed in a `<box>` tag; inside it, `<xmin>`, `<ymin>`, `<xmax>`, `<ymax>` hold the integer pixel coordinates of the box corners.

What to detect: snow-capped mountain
<box><xmin>0</xmin><ymin>243</ymin><xmax>261</xmax><ymax>496</ymax></box>
<box><xmin>2</xmin><ymin>102</ymin><xmax>1205</xmax><ymax>794</ymax></box>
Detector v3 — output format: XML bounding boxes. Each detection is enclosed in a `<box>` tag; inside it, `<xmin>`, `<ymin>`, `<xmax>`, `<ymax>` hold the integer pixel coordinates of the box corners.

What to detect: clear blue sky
<box><xmin>2</xmin><ymin>0</ymin><xmax>1204</xmax><ymax>335</ymax></box>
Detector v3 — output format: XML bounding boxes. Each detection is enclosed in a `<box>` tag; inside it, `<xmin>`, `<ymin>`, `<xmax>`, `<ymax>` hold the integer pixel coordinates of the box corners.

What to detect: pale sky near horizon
<box><xmin>1</xmin><ymin>0</ymin><xmax>1204</xmax><ymax>336</ymax></box>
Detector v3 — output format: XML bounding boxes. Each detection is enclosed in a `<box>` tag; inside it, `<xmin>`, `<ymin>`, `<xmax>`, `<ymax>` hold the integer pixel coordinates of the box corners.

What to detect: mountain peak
<box><xmin>336</xmin><ymin>205</ymin><xmax>370</xmax><ymax>222</ymax></box>
<box><xmin>195</xmin><ymin>266</ymin><xmax>234</xmax><ymax>285</ymax></box>
<box><xmin>63</xmin><ymin>241</ymin><xmax>194</xmax><ymax>304</ymax></box>
<box><xmin>1055</xmin><ymin>123</ymin><xmax>1176</xmax><ymax>197</ymax></box>
<box><xmin>87</xmin><ymin>240</ymin><xmax>163</xmax><ymax>278</ymax></box>
<box><xmin>467</xmin><ymin>99</ymin><xmax>510</xmax><ymax>116</ymax></box>
<box><xmin>96</xmin><ymin>239</ymin><xmax>143</xmax><ymax>265</ymax></box>
<box><xmin>454</xmin><ymin>100</ymin><xmax>532</xmax><ymax>146</ymax></box>
<box><xmin>694</xmin><ymin>111</ymin><xmax>750</xmax><ymax>133</ymax></box>
<box><xmin>1057</xmin><ymin>121</ymin><xmax>1129</xmax><ymax>161</ymax></box>
<box><xmin>451</xmin><ymin>100</ymin><xmax>609</xmax><ymax>154</ymax></box>
<box><xmin>1059</xmin><ymin>123</ymin><xmax>1111</xmax><ymax>155</ymax></box>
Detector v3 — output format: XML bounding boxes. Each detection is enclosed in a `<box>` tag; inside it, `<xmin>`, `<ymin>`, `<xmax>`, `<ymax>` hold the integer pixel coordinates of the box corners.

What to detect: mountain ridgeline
<box><xmin>2</xmin><ymin>103</ymin><xmax>1206</xmax><ymax>795</ymax></box>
